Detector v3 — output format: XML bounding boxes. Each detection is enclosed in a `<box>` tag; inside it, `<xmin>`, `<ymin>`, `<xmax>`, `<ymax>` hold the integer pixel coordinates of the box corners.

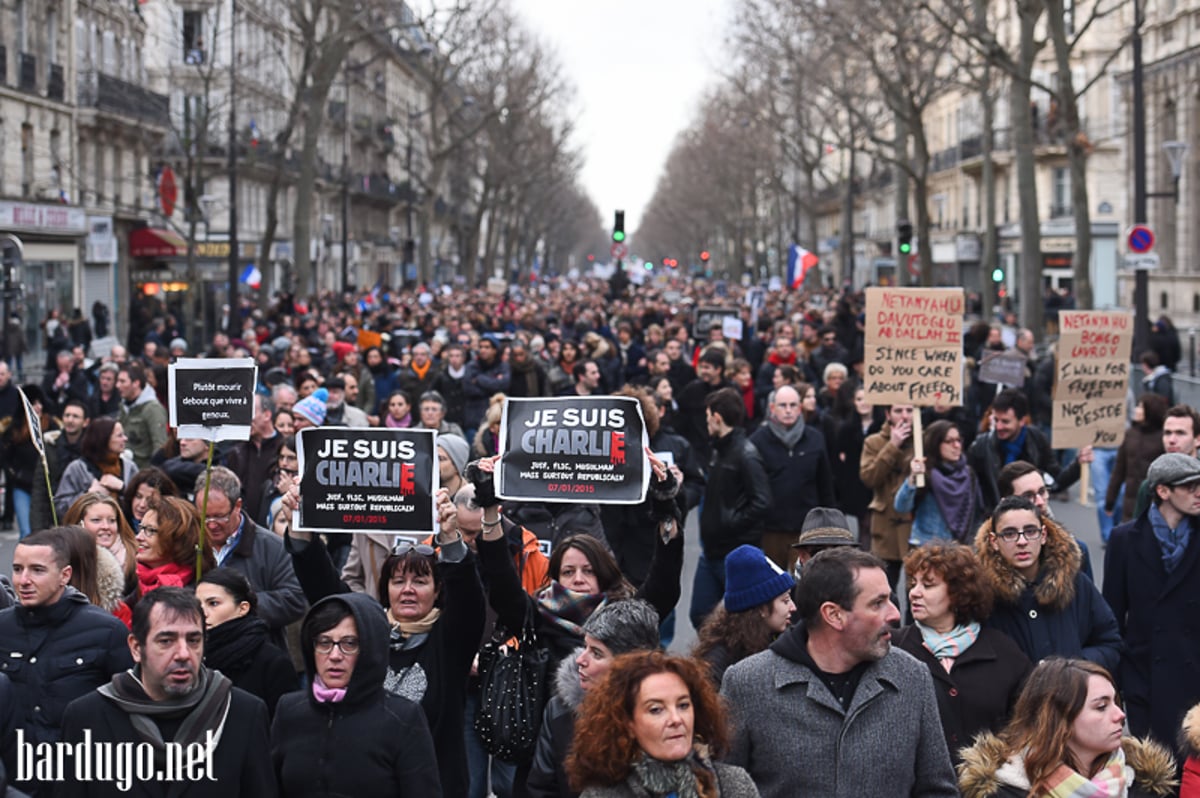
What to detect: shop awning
<box><xmin>129</xmin><ymin>227</ymin><xmax>187</xmax><ymax>258</ymax></box>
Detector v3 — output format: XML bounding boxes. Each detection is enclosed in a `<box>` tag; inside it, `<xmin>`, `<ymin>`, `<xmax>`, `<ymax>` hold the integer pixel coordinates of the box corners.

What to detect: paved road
<box><xmin>0</xmin><ymin>482</ymin><xmax>1107</xmax><ymax>656</ymax></box>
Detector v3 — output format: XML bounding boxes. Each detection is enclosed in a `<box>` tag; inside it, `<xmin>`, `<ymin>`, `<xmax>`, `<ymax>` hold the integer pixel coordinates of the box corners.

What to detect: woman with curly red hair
<box><xmin>133</xmin><ymin>495</ymin><xmax>214</xmax><ymax>595</ymax></box>
<box><xmin>566</xmin><ymin>651</ymin><xmax>758</xmax><ymax>798</ymax></box>
<box><xmin>894</xmin><ymin>543</ymin><xmax>1032</xmax><ymax>763</ymax></box>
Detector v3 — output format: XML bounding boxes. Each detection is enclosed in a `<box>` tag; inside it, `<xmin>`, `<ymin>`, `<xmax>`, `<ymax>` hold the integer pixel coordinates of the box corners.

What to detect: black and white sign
<box><xmin>295</xmin><ymin>427</ymin><xmax>438</xmax><ymax>534</ymax></box>
<box><xmin>978</xmin><ymin>351</ymin><xmax>1028</xmax><ymax>387</ymax></box>
<box><xmin>693</xmin><ymin>306</ymin><xmax>741</xmax><ymax>340</ymax></box>
<box><xmin>168</xmin><ymin>358</ymin><xmax>257</xmax><ymax>441</ymax></box>
<box><xmin>497</xmin><ymin>397</ymin><xmax>649</xmax><ymax>504</ymax></box>
<box><xmin>17</xmin><ymin>387</ymin><xmax>45</xmax><ymax>455</ymax></box>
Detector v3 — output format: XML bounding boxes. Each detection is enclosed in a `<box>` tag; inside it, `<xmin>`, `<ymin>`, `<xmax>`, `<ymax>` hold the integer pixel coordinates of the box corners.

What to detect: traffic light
<box><xmin>643</xmin><ymin>260</ymin><xmax>653</xmax><ymax>271</ymax></box>
<box><xmin>897</xmin><ymin>219</ymin><xmax>913</xmax><ymax>255</ymax></box>
<box><xmin>991</xmin><ymin>267</ymin><xmax>1004</xmax><ymax>282</ymax></box>
<box><xmin>612</xmin><ymin>211</ymin><xmax>625</xmax><ymax>243</ymax></box>
<box><xmin>700</xmin><ymin>250</ymin><xmax>710</xmax><ymax>263</ymax></box>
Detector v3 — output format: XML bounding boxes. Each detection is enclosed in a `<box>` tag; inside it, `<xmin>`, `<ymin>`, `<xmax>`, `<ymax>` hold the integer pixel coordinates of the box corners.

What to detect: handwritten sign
<box><xmin>497</xmin><ymin>397</ymin><xmax>649</xmax><ymax>504</ymax></box>
<box><xmin>1052</xmin><ymin>311</ymin><xmax>1132</xmax><ymax>449</ymax></box>
<box><xmin>863</xmin><ymin>287</ymin><xmax>964</xmax><ymax>406</ymax></box>
<box><xmin>979</xmin><ymin>351</ymin><xmax>1029</xmax><ymax>387</ymax></box>
<box><xmin>168</xmin><ymin>358</ymin><xmax>257</xmax><ymax>441</ymax></box>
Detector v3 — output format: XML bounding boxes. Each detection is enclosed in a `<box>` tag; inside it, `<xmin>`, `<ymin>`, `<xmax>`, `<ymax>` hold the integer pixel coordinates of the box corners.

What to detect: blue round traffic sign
<box><xmin>1128</xmin><ymin>225</ymin><xmax>1155</xmax><ymax>254</ymax></box>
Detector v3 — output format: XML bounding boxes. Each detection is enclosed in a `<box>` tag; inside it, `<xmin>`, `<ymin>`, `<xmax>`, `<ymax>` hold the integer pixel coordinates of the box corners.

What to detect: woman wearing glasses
<box><xmin>133</xmin><ymin>495</ymin><xmax>214</xmax><ymax>596</ymax></box>
<box><xmin>283</xmin><ymin>486</ymin><xmax>483</xmax><ymax>798</ymax></box>
<box><xmin>974</xmin><ymin>496</ymin><xmax>1121</xmax><ymax>670</ymax></box>
<box><xmin>271</xmin><ymin>592</ymin><xmax>442</xmax><ymax>797</ymax></box>
<box><xmin>895</xmin><ymin>420</ymin><xmax>983</xmax><ymax>546</ymax></box>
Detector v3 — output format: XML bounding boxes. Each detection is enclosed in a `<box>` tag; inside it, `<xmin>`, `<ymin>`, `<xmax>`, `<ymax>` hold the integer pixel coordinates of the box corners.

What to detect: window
<box><xmin>1161</xmin><ymin>292</ymin><xmax>1170</xmax><ymax>310</ymax></box>
<box><xmin>183</xmin><ymin>11</ymin><xmax>205</xmax><ymax>64</ymax></box>
<box><xmin>1052</xmin><ymin>167</ymin><xmax>1071</xmax><ymax>216</ymax></box>
<box><xmin>47</xmin><ymin>8</ymin><xmax>58</xmax><ymax>64</ymax></box>
<box><xmin>16</xmin><ymin>0</ymin><xmax>28</xmax><ymax>51</ymax></box>
<box><xmin>21</xmin><ymin>123</ymin><xmax>33</xmax><ymax>197</ymax></box>
<box><xmin>1064</xmin><ymin>0</ymin><xmax>1075</xmax><ymax>36</ymax></box>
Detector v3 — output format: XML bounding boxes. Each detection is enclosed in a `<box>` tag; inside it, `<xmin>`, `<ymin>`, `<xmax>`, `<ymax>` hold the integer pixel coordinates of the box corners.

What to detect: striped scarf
<box><xmin>535</xmin><ymin>581</ymin><xmax>605</xmax><ymax>637</ymax></box>
<box><xmin>1039</xmin><ymin>748</ymin><xmax>1128</xmax><ymax>797</ymax></box>
<box><xmin>916</xmin><ymin>620</ymin><xmax>980</xmax><ymax>672</ymax></box>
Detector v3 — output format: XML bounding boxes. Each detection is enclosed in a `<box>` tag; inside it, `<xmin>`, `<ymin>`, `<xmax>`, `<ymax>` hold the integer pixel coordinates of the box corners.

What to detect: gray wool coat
<box><xmin>578</xmin><ymin>763</ymin><xmax>760</xmax><ymax>798</ymax></box>
<box><xmin>720</xmin><ymin>639</ymin><xmax>958</xmax><ymax>798</ymax></box>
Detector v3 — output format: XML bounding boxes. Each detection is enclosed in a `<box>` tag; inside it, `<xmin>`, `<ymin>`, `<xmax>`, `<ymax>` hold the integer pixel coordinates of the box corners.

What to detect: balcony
<box><xmin>19</xmin><ymin>52</ymin><xmax>37</xmax><ymax>93</ymax></box>
<box><xmin>78</xmin><ymin>71</ymin><xmax>170</xmax><ymax>128</ymax></box>
<box><xmin>47</xmin><ymin>63</ymin><xmax>64</xmax><ymax>102</ymax></box>
<box><xmin>1049</xmin><ymin>203</ymin><xmax>1073</xmax><ymax>219</ymax></box>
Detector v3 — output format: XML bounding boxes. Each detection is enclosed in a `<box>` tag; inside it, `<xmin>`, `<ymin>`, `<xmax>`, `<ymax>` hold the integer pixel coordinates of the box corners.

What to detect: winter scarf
<box><xmin>135</xmin><ymin>560</ymin><xmax>194</xmax><ymax>595</ymax></box>
<box><xmin>1039</xmin><ymin>747</ymin><xmax>1127</xmax><ymax>798</ymax></box>
<box><xmin>385</xmin><ymin>411</ymin><xmax>412</xmax><ymax>428</ymax></box>
<box><xmin>311</xmin><ymin>675</ymin><xmax>347</xmax><ymax>703</ymax></box>
<box><xmin>629</xmin><ymin>749</ymin><xmax>716</xmax><ymax>798</ymax></box>
<box><xmin>204</xmin><ymin>614</ymin><xmax>269</xmax><ymax>673</ymax></box>
<box><xmin>1148</xmin><ymin>504</ymin><xmax>1192</xmax><ymax>574</ymax></box>
<box><xmin>916</xmin><ymin>620</ymin><xmax>980</xmax><ymax>672</ymax></box>
<box><xmin>1001</xmin><ymin>426</ymin><xmax>1029</xmax><ymax>465</ymax></box>
<box><xmin>929</xmin><ymin>456</ymin><xmax>980</xmax><ymax>542</ymax></box>
<box><xmin>385</xmin><ymin>607</ymin><xmax>441</xmax><ymax>651</ymax></box>
<box><xmin>767</xmin><ymin>416</ymin><xmax>806</xmax><ymax>451</ymax></box>
<box><xmin>410</xmin><ymin>360</ymin><xmax>431</xmax><ymax>382</ymax></box>
<box><xmin>99</xmin><ymin>666</ymin><xmax>232</xmax><ymax>765</ymax></box>
<box><xmin>536</xmin><ymin>581</ymin><xmax>606</xmax><ymax>638</ymax></box>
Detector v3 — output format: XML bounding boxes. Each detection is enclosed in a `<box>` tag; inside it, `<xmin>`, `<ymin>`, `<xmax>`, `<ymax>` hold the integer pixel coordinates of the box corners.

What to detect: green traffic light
<box><xmin>643</xmin><ymin>261</ymin><xmax>653</xmax><ymax>271</ymax></box>
<box><xmin>992</xmin><ymin>268</ymin><xmax>1004</xmax><ymax>282</ymax></box>
<box><xmin>613</xmin><ymin>231</ymin><xmax>626</xmax><ymax>243</ymax></box>
<box><xmin>899</xmin><ymin>242</ymin><xmax>912</xmax><ymax>255</ymax></box>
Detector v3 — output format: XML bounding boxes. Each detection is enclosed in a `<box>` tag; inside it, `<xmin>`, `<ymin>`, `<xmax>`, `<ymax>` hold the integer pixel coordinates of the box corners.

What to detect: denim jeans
<box><xmin>689</xmin><ymin>551</ymin><xmax>726</xmax><ymax>631</ymax></box>
<box><xmin>13</xmin><ymin>488</ymin><xmax>31</xmax><ymax>539</ymax></box>
<box><xmin>1090</xmin><ymin>446</ymin><xmax>1121</xmax><ymax>543</ymax></box>
<box><xmin>464</xmin><ymin>689</ymin><xmax>515</xmax><ymax>798</ymax></box>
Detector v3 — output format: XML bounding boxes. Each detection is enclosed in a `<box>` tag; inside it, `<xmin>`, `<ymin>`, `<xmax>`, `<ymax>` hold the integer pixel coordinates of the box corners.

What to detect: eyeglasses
<box><xmin>995</xmin><ymin>525</ymin><xmax>1043</xmax><ymax>543</ymax></box>
<box><xmin>391</xmin><ymin>540</ymin><xmax>436</xmax><ymax>557</ymax></box>
<box><xmin>314</xmin><ymin>636</ymin><xmax>360</xmax><ymax>655</ymax></box>
<box><xmin>204</xmin><ymin>508</ymin><xmax>237</xmax><ymax>526</ymax></box>
<box><xmin>1018</xmin><ymin>486</ymin><xmax>1050</xmax><ymax>501</ymax></box>
<box><xmin>139</xmin><ymin>525</ymin><xmax>158</xmax><ymax>536</ymax></box>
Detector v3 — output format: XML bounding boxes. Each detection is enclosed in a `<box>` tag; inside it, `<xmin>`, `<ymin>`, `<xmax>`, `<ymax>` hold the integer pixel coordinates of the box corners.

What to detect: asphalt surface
<box><xmin>0</xmin><ymin>480</ymin><xmax>1108</xmax><ymax>656</ymax></box>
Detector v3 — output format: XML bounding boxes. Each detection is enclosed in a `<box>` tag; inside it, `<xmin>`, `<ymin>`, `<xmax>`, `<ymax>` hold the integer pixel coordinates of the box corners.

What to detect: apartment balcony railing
<box><xmin>78</xmin><ymin>71</ymin><xmax>170</xmax><ymax>127</ymax></box>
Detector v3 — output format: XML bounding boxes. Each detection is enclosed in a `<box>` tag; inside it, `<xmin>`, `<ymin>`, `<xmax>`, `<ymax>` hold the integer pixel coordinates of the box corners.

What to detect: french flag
<box><xmin>786</xmin><ymin>245</ymin><xmax>819</xmax><ymax>290</ymax></box>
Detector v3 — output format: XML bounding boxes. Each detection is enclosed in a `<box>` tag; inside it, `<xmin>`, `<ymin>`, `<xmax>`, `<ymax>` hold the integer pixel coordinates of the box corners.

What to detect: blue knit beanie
<box><xmin>293</xmin><ymin>387</ymin><xmax>328</xmax><ymax>426</ymax></box>
<box><xmin>724</xmin><ymin>545</ymin><xmax>795</xmax><ymax>613</ymax></box>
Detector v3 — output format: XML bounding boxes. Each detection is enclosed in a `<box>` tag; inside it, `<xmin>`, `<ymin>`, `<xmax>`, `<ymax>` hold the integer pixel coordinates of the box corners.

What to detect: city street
<box><xmin>0</xmin><ymin>481</ymin><xmax>1110</xmax><ymax>655</ymax></box>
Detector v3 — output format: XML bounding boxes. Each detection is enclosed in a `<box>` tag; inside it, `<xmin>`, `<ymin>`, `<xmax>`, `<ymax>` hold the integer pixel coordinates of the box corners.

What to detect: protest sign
<box><xmin>1052</xmin><ymin>311</ymin><xmax>1133</xmax><ymax>449</ymax></box>
<box><xmin>863</xmin><ymin>287</ymin><xmax>964</xmax><ymax>406</ymax></box>
<box><xmin>168</xmin><ymin>358</ymin><xmax>257</xmax><ymax>441</ymax></box>
<box><xmin>17</xmin><ymin>386</ymin><xmax>45</xmax><ymax>456</ymax></box>
<box><xmin>693</xmin><ymin>306</ymin><xmax>740</xmax><ymax>340</ymax></box>
<box><xmin>497</xmin><ymin>397</ymin><xmax>649</xmax><ymax>504</ymax></box>
<box><xmin>979</xmin><ymin>350</ymin><xmax>1029</xmax><ymax>387</ymax></box>
<box><xmin>295</xmin><ymin>427</ymin><xmax>438</xmax><ymax>534</ymax></box>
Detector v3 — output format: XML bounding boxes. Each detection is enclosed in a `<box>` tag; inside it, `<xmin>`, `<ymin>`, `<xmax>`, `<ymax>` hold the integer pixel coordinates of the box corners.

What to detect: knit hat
<box><xmin>293</xmin><ymin>388</ymin><xmax>328</xmax><ymax>426</ymax></box>
<box><xmin>792</xmin><ymin>507</ymin><xmax>857</xmax><ymax>548</ymax></box>
<box><xmin>169</xmin><ymin>338</ymin><xmax>188</xmax><ymax>354</ymax></box>
<box><xmin>723</xmin><ymin>545</ymin><xmax>795</xmax><ymax>613</ymax></box>
<box><xmin>1147</xmin><ymin>452</ymin><xmax>1200</xmax><ymax>488</ymax></box>
<box><xmin>436</xmin><ymin>434</ymin><xmax>469</xmax><ymax>476</ymax></box>
<box><xmin>581</xmin><ymin>599</ymin><xmax>660</xmax><ymax>655</ymax></box>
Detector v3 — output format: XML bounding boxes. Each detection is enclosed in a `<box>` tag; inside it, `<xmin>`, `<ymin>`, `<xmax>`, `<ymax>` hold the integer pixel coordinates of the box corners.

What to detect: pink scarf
<box><xmin>311</xmin><ymin>675</ymin><xmax>347</xmax><ymax>703</ymax></box>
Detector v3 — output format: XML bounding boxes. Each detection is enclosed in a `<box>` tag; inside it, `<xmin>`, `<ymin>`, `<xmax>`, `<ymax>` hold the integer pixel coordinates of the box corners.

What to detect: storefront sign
<box><xmin>0</xmin><ymin>201</ymin><xmax>87</xmax><ymax>235</ymax></box>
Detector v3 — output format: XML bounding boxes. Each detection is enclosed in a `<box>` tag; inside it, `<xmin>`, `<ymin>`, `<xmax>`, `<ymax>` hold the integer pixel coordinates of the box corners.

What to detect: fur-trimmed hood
<box><xmin>1182</xmin><ymin>703</ymin><xmax>1200</xmax><ymax>760</ymax></box>
<box><xmin>554</xmin><ymin>648</ymin><xmax>586</xmax><ymax>711</ymax></box>
<box><xmin>958</xmin><ymin>732</ymin><xmax>1178</xmax><ymax>798</ymax></box>
<box><xmin>974</xmin><ymin>514</ymin><xmax>1082</xmax><ymax>611</ymax></box>
<box><xmin>94</xmin><ymin>545</ymin><xmax>126</xmax><ymax>612</ymax></box>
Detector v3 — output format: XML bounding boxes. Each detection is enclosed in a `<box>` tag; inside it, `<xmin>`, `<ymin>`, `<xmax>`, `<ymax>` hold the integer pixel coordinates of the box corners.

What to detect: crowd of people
<box><xmin>0</xmin><ymin>275</ymin><xmax>1196</xmax><ymax>797</ymax></box>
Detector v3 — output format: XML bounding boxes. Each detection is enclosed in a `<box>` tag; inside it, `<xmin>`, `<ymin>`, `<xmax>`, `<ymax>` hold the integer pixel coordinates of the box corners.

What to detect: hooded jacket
<box><xmin>271</xmin><ymin>593</ymin><xmax>442</xmax><ymax>797</ymax></box>
<box><xmin>118</xmin><ymin>384</ymin><xmax>168</xmax><ymax>468</ymax></box>
<box><xmin>974</xmin><ymin>515</ymin><xmax>1121</xmax><ymax>671</ymax></box>
<box><xmin>958</xmin><ymin>732</ymin><xmax>1177</xmax><ymax>798</ymax></box>
<box><xmin>1181</xmin><ymin>704</ymin><xmax>1200</xmax><ymax>798</ymax></box>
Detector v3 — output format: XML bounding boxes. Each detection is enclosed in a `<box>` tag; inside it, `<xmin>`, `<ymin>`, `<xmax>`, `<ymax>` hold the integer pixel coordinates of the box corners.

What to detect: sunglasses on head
<box><xmin>391</xmin><ymin>540</ymin><xmax>436</xmax><ymax>557</ymax></box>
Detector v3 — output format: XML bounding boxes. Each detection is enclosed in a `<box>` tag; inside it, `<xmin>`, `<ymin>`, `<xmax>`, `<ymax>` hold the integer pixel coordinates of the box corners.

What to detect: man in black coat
<box><xmin>224</xmin><ymin>393</ymin><xmax>283</xmax><ymax>526</ymax></box>
<box><xmin>1104</xmin><ymin>452</ymin><xmax>1200</xmax><ymax>753</ymax></box>
<box><xmin>689</xmin><ymin>387</ymin><xmax>771</xmax><ymax>630</ymax></box>
<box><xmin>675</xmin><ymin>348</ymin><xmax>731</xmax><ymax>469</ymax></box>
<box><xmin>750</xmin><ymin>385</ymin><xmax>836</xmax><ymax>571</ymax></box>
<box><xmin>56</xmin><ymin>588</ymin><xmax>277</xmax><ymax>797</ymax></box>
<box><xmin>0</xmin><ymin>528</ymin><xmax>133</xmax><ymax>794</ymax></box>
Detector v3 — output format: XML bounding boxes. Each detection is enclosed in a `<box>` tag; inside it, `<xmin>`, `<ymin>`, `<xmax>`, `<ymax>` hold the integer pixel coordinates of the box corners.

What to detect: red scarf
<box><xmin>136</xmin><ymin>561</ymin><xmax>194</xmax><ymax>596</ymax></box>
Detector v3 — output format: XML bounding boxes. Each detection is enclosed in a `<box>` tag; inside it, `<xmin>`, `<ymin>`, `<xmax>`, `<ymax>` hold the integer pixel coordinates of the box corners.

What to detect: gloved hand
<box><xmin>465</xmin><ymin>458</ymin><xmax>499</xmax><ymax>509</ymax></box>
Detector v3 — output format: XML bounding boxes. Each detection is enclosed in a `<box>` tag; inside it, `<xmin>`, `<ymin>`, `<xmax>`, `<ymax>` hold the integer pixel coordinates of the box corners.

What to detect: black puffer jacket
<box><xmin>967</xmin><ymin>425</ymin><xmax>1081</xmax><ymax>515</ymax></box>
<box><xmin>0</xmin><ymin>588</ymin><xmax>133</xmax><ymax>747</ymax></box>
<box><xmin>271</xmin><ymin>593</ymin><xmax>443</xmax><ymax>798</ymax></box>
<box><xmin>699</xmin><ymin>427</ymin><xmax>772</xmax><ymax>559</ymax></box>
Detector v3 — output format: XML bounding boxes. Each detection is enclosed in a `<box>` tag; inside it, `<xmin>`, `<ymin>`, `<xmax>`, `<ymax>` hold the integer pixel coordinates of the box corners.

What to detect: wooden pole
<box><xmin>912</xmin><ymin>412</ymin><xmax>925</xmax><ymax>488</ymax></box>
<box><xmin>197</xmin><ymin>440</ymin><xmax>216</xmax><ymax>581</ymax></box>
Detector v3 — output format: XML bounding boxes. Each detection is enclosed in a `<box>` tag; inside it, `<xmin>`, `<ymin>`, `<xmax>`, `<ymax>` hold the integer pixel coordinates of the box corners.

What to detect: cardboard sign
<box><xmin>168</xmin><ymin>358</ymin><xmax>257</xmax><ymax>441</ymax></box>
<box><xmin>979</xmin><ymin>351</ymin><xmax>1029</xmax><ymax>387</ymax></box>
<box><xmin>17</xmin><ymin>387</ymin><xmax>45</xmax><ymax>456</ymax></box>
<box><xmin>295</xmin><ymin>427</ymin><xmax>438</xmax><ymax>534</ymax></box>
<box><xmin>497</xmin><ymin>397</ymin><xmax>650</xmax><ymax>504</ymax></box>
<box><xmin>1052</xmin><ymin>311</ymin><xmax>1133</xmax><ymax>449</ymax></box>
<box><xmin>693</xmin><ymin>306</ymin><xmax>740</xmax><ymax>340</ymax></box>
<box><xmin>863</xmin><ymin>287</ymin><xmax>965</xmax><ymax>406</ymax></box>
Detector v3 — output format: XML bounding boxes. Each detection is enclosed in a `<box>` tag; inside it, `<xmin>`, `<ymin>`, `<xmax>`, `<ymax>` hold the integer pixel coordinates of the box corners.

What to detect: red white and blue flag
<box><xmin>786</xmin><ymin>245</ymin><xmax>819</xmax><ymax>290</ymax></box>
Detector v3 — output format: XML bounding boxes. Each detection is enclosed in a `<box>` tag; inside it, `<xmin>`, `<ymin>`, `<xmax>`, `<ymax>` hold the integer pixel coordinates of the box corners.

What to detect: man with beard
<box><xmin>721</xmin><ymin>547</ymin><xmax>957</xmax><ymax>798</ymax></box>
<box><xmin>506</xmin><ymin>339</ymin><xmax>550</xmax><ymax>398</ymax></box>
<box><xmin>58</xmin><ymin>588</ymin><xmax>276</xmax><ymax>797</ymax></box>
<box><xmin>751</xmin><ymin>385</ymin><xmax>836</xmax><ymax>571</ymax></box>
<box><xmin>322</xmin><ymin>377</ymin><xmax>369</xmax><ymax>427</ymax></box>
